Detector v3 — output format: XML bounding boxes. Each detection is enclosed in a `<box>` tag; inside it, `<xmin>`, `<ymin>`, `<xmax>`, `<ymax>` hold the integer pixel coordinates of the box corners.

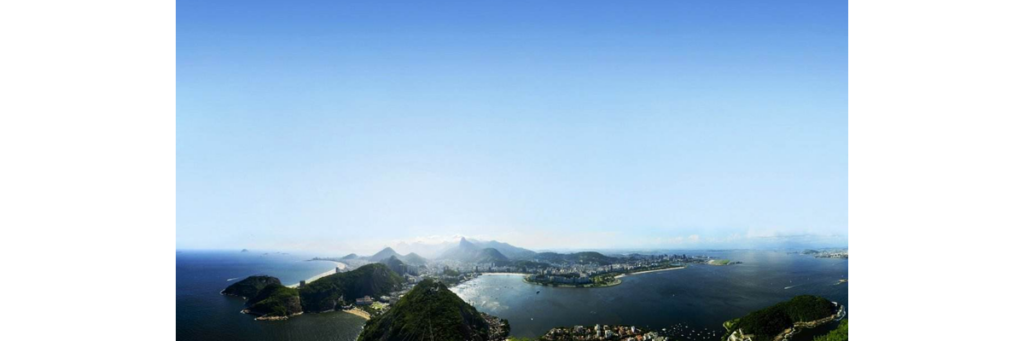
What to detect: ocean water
<box><xmin>176</xmin><ymin>251</ymin><xmax>365</xmax><ymax>341</ymax></box>
<box><xmin>452</xmin><ymin>250</ymin><xmax>848</xmax><ymax>340</ymax></box>
<box><xmin>177</xmin><ymin>250</ymin><xmax>847</xmax><ymax>341</ymax></box>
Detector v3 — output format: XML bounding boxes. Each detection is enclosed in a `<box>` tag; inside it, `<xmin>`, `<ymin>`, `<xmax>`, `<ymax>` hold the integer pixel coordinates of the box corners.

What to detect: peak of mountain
<box><xmin>357</xmin><ymin>279</ymin><xmax>508</xmax><ymax>341</ymax></box>
<box><xmin>471</xmin><ymin>240</ymin><xmax>537</xmax><ymax>260</ymax></box>
<box><xmin>221</xmin><ymin>275</ymin><xmax>280</xmax><ymax>299</ymax></box>
<box><xmin>382</xmin><ymin>255</ymin><xmax>409</xmax><ymax>276</ymax></box>
<box><xmin>341</xmin><ymin>253</ymin><xmax>359</xmax><ymax>260</ymax></box>
<box><xmin>475</xmin><ymin>248</ymin><xmax>510</xmax><ymax>264</ymax></box>
<box><xmin>439</xmin><ymin>243</ymin><xmax>512</xmax><ymax>265</ymax></box>
<box><xmin>221</xmin><ymin>276</ymin><xmax>300</xmax><ymax>318</ymax></box>
<box><xmin>392</xmin><ymin>237</ymin><xmax>537</xmax><ymax>261</ymax></box>
<box><xmin>438</xmin><ymin>239</ymin><xmax>481</xmax><ymax>262</ymax></box>
<box><xmin>245</xmin><ymin>283</ymin><xmax>302</xmax><ymax>318</ymax></box>
<box><xmin>398</xmin><ymin>252</ymin><xmax>428</xmax><ymax>266</ymax></box>
<box><xmin>369</xmin><ymin>247</ymin><xmax>400</xmax><ymax>262</ymax></box>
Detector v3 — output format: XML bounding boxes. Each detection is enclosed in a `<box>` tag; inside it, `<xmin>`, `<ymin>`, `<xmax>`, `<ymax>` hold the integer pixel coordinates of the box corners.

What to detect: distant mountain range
<box><xmin>355</xmin><ymin>247</ymin><xmax>430</xmax><ymax>267</ymax></box>
<box><xmin>345</xmin><ymin>237</ymin><xmax>621</xmax><ymax>266</ymax></box>
<box><xmin>437</xmin><ymin>238</ymin><xmax>515</xmax><ymax>264</ymax></box>
<box><xmin>392</xmin><ymin>236</ymin><xmax>536</xmax><ymax>259</ymax></box>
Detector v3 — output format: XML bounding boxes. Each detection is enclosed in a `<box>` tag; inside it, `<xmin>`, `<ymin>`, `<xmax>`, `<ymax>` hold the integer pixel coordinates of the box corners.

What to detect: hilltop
<box><xmin>722</xmin><ymin>295</ymin><xmax>841</xmax><ymax>341</ymax></box>
<box><xmin>221</xmin><ymin>275</ymin><xmax>281</xmax><ymax>300</ymax></box>
<box><xmin>299</xmin><ymin>263</ymin><xmax>404</xmax><ymax>312</ymax></box>
<box><xmin>244</xmin><ymin>283</ymin><xmax>302</xmax><ymax>318</ymax></box>
<box><xmin>357</xmin><ymin>279</ymin><xmax>509</xmax><ymax>341</ymax></box>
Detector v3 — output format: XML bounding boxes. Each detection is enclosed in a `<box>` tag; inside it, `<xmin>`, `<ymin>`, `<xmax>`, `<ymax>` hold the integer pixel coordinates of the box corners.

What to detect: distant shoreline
<box><xmin>520</xmin><ymin>265</ymin><xmax>687</xmax><ymax>288</ymax></box>
<box><xmin>287</xmin><ymin>261</ymin><xmax>346</xmax><ymax>288</ymax></box>
<box><xmin>617</xmin><ymin>265</ymin><xmax>687</xmax><ymax>277</ymax></box>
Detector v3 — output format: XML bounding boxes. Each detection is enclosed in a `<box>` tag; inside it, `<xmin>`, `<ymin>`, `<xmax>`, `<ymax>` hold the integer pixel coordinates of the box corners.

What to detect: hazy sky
<box><xmin>177</xmin><ymin>0</ymin><xmax>848</xmax><ymax>254</ymax></box>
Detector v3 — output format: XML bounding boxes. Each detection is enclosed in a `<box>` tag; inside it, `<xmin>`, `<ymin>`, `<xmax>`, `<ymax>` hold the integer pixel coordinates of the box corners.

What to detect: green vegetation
<box><xmin>246</xmin><ymin>284</ymin><xmax>302</xmax><ymax>317</ymax></box>
<box><xmin>299</xmin><ymin>263</ymin><xmax>404</xmax><ymax>312</ymax></box>
<box><xmin>533</xmin><ymin>251</ymin><xmax>617</xmax><ymax>265</ymax></box>
<box><xmin>357</xmin><ymin>279</ymin><xmax>493</xmax><ymax>341</ymax></box>
<box><xmin>709</xmin><ymin>259</ymin><xmax>731</xmax><ymax>265</ymax></box>
<box><xmin>723</xmin><ymin>295</ymin><xmax>838</xmax><ymax>341</ymax></box>
<box><xmin>222</xmin><ymin>275</ymin><xmax>281</xmax><ymax>299</ymax></box>
<box><xmin>357</xmin><ymin>301</ymin><xmax>390</xmax><ymax>319</ymax></box>
<box><xmin>382</xmin><ymin>255</ymin><xmax>409</xmax><ymax>276</ymax></box>
<box><xmin>475</xmin><ymin>247</ymin><xmax>510</xmax><ymax>264</ymax></box>
<box><xmin>813</xmin><ymin>319</ymin><xmax>848</xmax><ymax>341</ymax></box>
<box><xmin>400</xmin><ymin>252</ymin><xmax>428</xmax><ymax>266</ymax></box>
<box><xmin>590</xmin><ymin>273</ymin><xmax>621</xmax><ymax>287</ymax></box>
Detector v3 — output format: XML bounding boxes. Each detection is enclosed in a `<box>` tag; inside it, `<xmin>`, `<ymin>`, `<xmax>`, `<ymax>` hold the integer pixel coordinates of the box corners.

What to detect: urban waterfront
<box><xmin>452</xmin><ymin>250</ymin><xmax>848</xmax><ymax>340</ymax></box>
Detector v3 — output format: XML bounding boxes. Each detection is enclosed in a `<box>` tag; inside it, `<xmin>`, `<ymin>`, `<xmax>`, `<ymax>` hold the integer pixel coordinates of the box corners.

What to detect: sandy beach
<box><xmin>617</xmin><ymin>265</ymin><xmax>687</xmax><ymax>278</ymax></box>
<box><xmin>287</xmin><ymin>261</ymin><xmax>346</xmax><ymax>288</ymax></box>
<box><xmin>342</xmin><ymin>308</ymin><xmax>370</xmax><ymax>320</ymax></box>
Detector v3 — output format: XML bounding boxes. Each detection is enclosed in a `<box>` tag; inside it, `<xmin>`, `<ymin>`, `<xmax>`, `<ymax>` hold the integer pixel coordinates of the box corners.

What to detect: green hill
<box><xmin>475</xmin><ymin>248</ymin><xmax>510</xmax><ymax>264</ymax></box>
<box><xmin>399</xmin><ymin>252</ymin><xmax>428</xmax><ymax>266</ymax></box>
<box><xmin>533</xmin><ymin>251</ymin><xmax>617</xmax><ymax>265</ymax></box>
<box><xmin>357</xmin><ymin>279</ymin><xmax>502</xmax><ymax>341</ymax></box>
<box><xmin>246</xmin><ymin>283</ymin><xmax>302</xmax><ymax>317</ymax></box>
<box><xmin>222</xmin><ymin>275</ymin><xmax>281</xmax><ymax>299</ymax></box>
<box><xmin>368</xmin><ymin>247</ymin><xmax>401</xmax><ymax>262</ymax></box>
<box><xmin>723</xmin><ymin>295</ymin><xmax>838</xmax><ymax>341</ymax></box>
<box><xmin>299</xmin><ymin>263</ymin><xmax>404</xmax><ymax>312</ymax></box>
<box><xmin>382</xmin><ymin>255</ymin><xmax>409</xmax><ymax>276</ymax></box>
<box><xmin>813</xmin><ymin>319</ymin><xmax>848</xmax><ymax>341</ymax></box>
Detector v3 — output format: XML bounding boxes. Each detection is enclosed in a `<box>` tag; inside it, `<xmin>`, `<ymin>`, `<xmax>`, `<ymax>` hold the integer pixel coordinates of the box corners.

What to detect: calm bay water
<box><xmin>452</xmin><ymin>250</ymin><xmax>848</xmax><ymax>340</ymax></box>
<box><xmin>177</xmin><ymin>250</ymin><xmax>847</xmax><ymax>341</ymax></box>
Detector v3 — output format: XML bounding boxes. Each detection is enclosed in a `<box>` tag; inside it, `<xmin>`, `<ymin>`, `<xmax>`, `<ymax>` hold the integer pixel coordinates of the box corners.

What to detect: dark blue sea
<box><xmin>176</xmin><ymin>251</ymin><xmax>366</xmax><ymax>341</ymax></box>
<box><xmin>177</xmin><ymin>250</ymin><xmax>847</xmax><ymax>340</ymax></box>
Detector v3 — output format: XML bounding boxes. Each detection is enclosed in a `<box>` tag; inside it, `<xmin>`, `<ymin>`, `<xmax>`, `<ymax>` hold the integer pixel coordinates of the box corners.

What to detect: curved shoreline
<box><xmin>342</xmin><ymin>308</ymin><xmax>371</xmax><ymax>320</ymax></box>
<box><xmin>286</xmin><ymin>261</ymin><xmax>346</xmax><ymax>288</ymax></box>
<box><xmin>522</xmin><ymin>266</ymin><xmax>686</xmax><ymax>288</ymax></box>
<box><xmin>617</xmin><ymin>265</ymin><xmax>687</xmax><ymax>277</ymax></box>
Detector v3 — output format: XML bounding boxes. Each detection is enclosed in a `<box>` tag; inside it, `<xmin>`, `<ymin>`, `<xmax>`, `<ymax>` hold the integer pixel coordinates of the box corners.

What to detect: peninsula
<box><xmin>721</xmin><ymin>295</ymin><xmax>845</xmax><ymax>341</ymax></box>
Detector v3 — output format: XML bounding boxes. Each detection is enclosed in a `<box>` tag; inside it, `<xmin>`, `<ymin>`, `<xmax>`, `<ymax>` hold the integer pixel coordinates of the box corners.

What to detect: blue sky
<box><xmin>177</xmin><ymin>0</ymin><xmax>847</xmax><ymax>254</ymax></box>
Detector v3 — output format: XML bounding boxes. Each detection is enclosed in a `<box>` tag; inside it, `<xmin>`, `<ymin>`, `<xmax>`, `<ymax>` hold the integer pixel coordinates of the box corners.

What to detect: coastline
<box><xmin>522</xmin><ymin>266</ymin><xmax>686</xmax><ymax>288</ymax></box>
<box><xmin>342</xmin><ymin>308</ymin><xmax>371</xmax><ymax>320</ymax></box>
<box><xmin>617</xmin><ymin>265</ymin><xmax>687</xmax><ymax>277</ymax></box>
<box><xmin>287</xmin><ymin>261</ymin><xmax>346</xmax><ymax>288</ymax></box>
